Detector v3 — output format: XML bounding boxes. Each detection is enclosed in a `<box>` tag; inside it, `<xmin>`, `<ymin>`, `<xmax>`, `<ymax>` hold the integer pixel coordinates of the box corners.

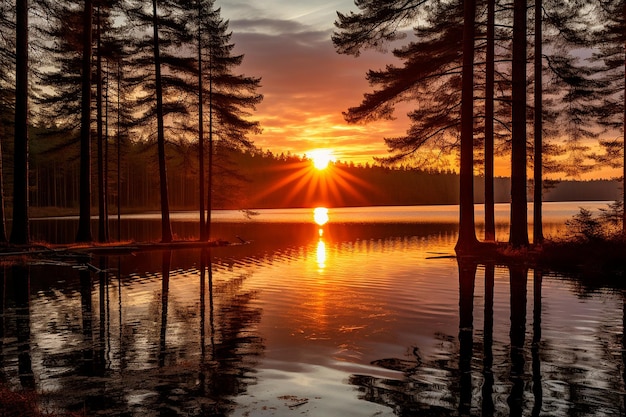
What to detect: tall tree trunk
<box><xmin>104</xmin><ymin>60</ymin><xmax>110</xmax><ymax>241</ymax></box>
<box><xmin>623</xmin><ymin>1</ymin><xmax>626</xmax><ymax>238</ymax></box>
<box><xmin>198</xmin><ymin>0</ymin><xmax>206</xmax><ymax>241</ymax></box>
<box><xmin>510</xmin><ymin>0</ymin><xmax>529</xmax><ymax>247</ymax></box>
<box><xmin>0</xmin><ymin>134</ymin><xmax>7</xmax><ymax>244</ymax></box>
<box><xmin>484</xmin><ymin>0</ymin><xmax>496</xmax><ymax>242</ymax></box>
<box><xmin>455</xmin><ymin>0</ymin><xmax>479</xmax><ymax>254</ymax></box>
<box><xmin>533</xmin><ymin>0</ymin><xmax>543</xmax><ymax>245</ymax></box>
<box><xmin>205</xmin><ymin>52</ymin><xmax>213</xmax><ymax>240</ymax></box>
<box><xmin>117</xmin><ymin>62</ymin><xmax>122</xmax><ymax>241</ymax></box>
<box><xmin>11</xmin><ymin>0</ymin><xmax>29</xmax><ymax>245</ymax></box>
<box><xmin>76</xmin><ymin>0</ymin><xmax>93</xmax><ymax>243</ymax></box>
<box><xmin>152</xmin><ymin>0</ymin><xmax>173</xmax><ymax>243</ymax></box>
<box><xmin>96</xmin><ymin>6</ymin><xmax>107</xmax><ymax>243</ymax></box>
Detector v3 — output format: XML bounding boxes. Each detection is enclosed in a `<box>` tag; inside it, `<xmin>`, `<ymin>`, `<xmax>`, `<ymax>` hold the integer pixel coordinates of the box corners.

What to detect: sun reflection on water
<box><xmin>316</xmin><ymin>239</ymin><xmax>326</xmax><ymax>270</ymax></box>
<box><xmin>313</xmin><ymin>207</ymin><xmax>329</xmax><ymax>272</ymax></box>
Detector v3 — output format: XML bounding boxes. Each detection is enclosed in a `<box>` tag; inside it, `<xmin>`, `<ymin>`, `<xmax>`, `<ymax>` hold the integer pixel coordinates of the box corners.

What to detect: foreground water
<box><xmin>2</xmin><ymin>203</ymin><xmax>625</xmax><ymax>416</ymax></box>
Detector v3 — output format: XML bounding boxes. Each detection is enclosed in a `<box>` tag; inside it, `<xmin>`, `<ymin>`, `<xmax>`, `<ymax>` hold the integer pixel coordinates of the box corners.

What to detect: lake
<box><xmin>2</xmin><ymin>202</ymin><xmax>625</xmax><ymax>416</ymax></box>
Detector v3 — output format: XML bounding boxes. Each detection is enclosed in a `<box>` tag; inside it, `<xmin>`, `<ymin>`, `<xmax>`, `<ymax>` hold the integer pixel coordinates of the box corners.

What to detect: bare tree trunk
<box><xmin>455</xmin><ymin>0</ymin><xmax>479</xmax><ymax>254</ymax></box>
<box><xmin>11</xmin><ymin>0</ymin><xmax>29</xmax><ymax>245</ymax></box>
<box><xmin>96</xmin><ymin>6</ymin><xmax>107</xmax><ymax>243</ymax></box>
<box><xmin>104</xmin><ymin>59</ymin><xmax>110</xmax><ymax>241</ymax></box>
<box><xmin>533</xmin><ymin>0</ymin><xmax>543</xmax><ymax>245</ymax></box>
<box><xmin>623</xmin><ymin>1</ymin><xmax>626</xmax><ymax>237</ymax></box>
<box><xmin>117</xmin><ymin>62</ymin><xmax>122</xmax><ymax>241</ymax></box>
<box><xmin>0</xmin><ymin>130</ymin><xmax>7</xmax><ymax>244</ymax></box>
<box><xmin>484</xmin><ymin>0</ymin><xmax>496</xmax><ymax>242</ymax></box>
<box><xmin>197</xmin><ymin>0</ymin><xmax>206</xmax><ymax>241</ymax></box>
<box><xmin>152</xmin><ymin>0</ymin><xmax>173</xmax><ymax>243</ymax></box>
<box><xmin>205</xmin><ymin>49</ymin><xmax>213</xmax><ymax>241</ymax></box>
<box><xmin>510</xmin><ymin>0</ymin><xmax>529</xmax><ymax>247</ymax></box>
<box><xmin>76</xmin><ymin>0</ymin><xmax>93</xmax><ymax>243</ymax></box>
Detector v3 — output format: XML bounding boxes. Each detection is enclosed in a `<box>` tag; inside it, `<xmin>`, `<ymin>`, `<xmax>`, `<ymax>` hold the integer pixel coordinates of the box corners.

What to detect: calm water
<box><xmin>2</xmin><ymin>203</ymin><xmax>625</xmax><ymax>416</ymax></box>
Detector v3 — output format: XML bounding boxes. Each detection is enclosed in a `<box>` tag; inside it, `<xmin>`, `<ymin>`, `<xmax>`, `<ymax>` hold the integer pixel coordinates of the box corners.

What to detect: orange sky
<box><xmin>219</xmin><ymin>1</ymin><xmax>410</xmax><ymax>165</ymax></box>
<box><xmin>218</xmin><ymin>1</ymin><xmax>622</xmax><ymax>180</ymax></box>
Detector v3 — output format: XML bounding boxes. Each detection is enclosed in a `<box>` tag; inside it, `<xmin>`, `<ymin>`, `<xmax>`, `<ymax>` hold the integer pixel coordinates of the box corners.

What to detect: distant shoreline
<box><xmin>26</xmin><ymin>198</ymin><xmax>620</xmax><ymax>219</ymax></box>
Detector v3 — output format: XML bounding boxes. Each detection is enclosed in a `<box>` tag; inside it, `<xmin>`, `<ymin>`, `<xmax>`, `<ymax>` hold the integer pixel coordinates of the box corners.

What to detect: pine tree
<box><xmin>191</xmin><ymin>0</ymin><xmax>262</xmax><ymax>240</ymax></box>
<box><xmin>0</xmin><ymin>0</ymin><xmax>14</xmax><ymax>244</ymax></box>
<box><xmin>456</xmin><ymin>0</ymin><xmax>479</xmax><ymax>253</ymax></box>
<box><xmin>509</xmin><ymin>0</ymin><xmax>529</xmax><ymax>248</ymax></box>
<box><xmin>333</xmin><ymin>0</ymin><xmax>479</xmax><ymax>251</ymax></box>
<box><xmin>337</xmin><ymin>2</ymin><xmax>464</xmax><ymax>166</ymax></box>
<box><xmin>533</xmin><ymin>0</ymin><xmax>543</xmax><ymax>244</ymax></box>
<box><xmin>483</xmin><ymin>0</ymin><xmax>496</xmax><ymax>242</ymax></box>
<box><xmin>592</xmin><ymin>0</ymin><xmax>626</xmax><ymax>236</ymax></box>
<box><xmin>77</xmin><ymin>0</ymin><xmax>94</xmax><ymax>242</ymax></box>
<box><xmin>11</xmin><ymin>0</ymin><xmax>29</xmax><ymax>245</ymax></box>
<box><xmin>127</xmin><ymin>0</ymin><xmax>196</xmax><ymax>243</ymax></box>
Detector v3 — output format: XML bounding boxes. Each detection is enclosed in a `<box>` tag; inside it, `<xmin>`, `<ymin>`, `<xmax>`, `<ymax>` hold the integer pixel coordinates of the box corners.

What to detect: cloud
<box><xmin>225</xmin><ymin>15</ymin><xmax>409</xmax><ymax>163</ymax></box>
<box><xmin>229</xmin><ymin>18</ymin><xmax>311</xmax><ymax>35</ymax></box>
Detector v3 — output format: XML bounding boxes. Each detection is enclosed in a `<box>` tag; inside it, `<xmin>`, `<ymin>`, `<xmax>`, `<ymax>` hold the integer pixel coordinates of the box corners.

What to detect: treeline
<box><xmin>333</xmin><ymin>0</ymin><xmax>626</xmax><ymax>250</ymax></box>
<box><xmin>3</xmin><ymin>0</ymin><xmax>626</xmax><ymax>248</ymax></box>
<box><xmin>23</xmin><ymin>140</ymin><xmax>622</xmax><ymax>211</ymax></box>
<box><xmin>0</xmin><ymin>0</ymin><xmax>262</xmax><ymax>243</ymax></box>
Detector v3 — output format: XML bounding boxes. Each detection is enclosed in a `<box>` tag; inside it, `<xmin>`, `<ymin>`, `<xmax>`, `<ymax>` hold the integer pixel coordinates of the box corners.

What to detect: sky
<box><xmin>215</xmin><ymin>1</ymin><xmax>621</xmax><ymax>179</ymax></box>
<box><xmin>216</xmin><ymin>0</ymin><xmax>408</xmax><ymax>166</ymax></box>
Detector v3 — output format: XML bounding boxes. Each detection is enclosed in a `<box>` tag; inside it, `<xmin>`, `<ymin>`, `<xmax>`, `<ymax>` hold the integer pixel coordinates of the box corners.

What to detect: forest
<box><xmin>21</xmin><ymin>137</ymin><xmax>622</xmax><ymax>210</ymax></box>
<box><xmin>0</xmin><ymin>0</ymin><xmax>625</xmax><ymax>252</ymax></box>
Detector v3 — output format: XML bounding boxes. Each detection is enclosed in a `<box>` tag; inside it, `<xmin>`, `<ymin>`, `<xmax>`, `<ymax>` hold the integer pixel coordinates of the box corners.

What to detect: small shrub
<box><xmin>565</xmin><ymin>208</ymin><xmax>604</xmax><ymax>242</ymax></box>
<box><xmin>565</xmin><ymin>201</ymin><xmax>623</xmax><ymax>243</ymax></box>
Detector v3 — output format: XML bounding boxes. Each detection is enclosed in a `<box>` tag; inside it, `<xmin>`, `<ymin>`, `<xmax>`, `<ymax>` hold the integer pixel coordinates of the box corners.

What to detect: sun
<box><xmin>309</xmin><ymin>149</ymin><xmax>334</xmax><ymax>170</ymax></box>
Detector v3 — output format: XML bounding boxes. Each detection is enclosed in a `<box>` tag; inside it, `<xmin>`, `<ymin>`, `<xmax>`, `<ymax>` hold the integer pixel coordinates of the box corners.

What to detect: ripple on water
<box><xmin>2</xmin><ymin>215</ymin><xmax>626</xmax><ymax>416</ymax></box>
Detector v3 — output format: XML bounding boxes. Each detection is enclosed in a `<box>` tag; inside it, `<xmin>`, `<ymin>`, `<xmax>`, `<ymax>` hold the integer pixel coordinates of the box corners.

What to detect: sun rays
<box><xmin>251</xmin><ymin>156</ymin><xmax>376</xmax><ymax>208</ymax></box>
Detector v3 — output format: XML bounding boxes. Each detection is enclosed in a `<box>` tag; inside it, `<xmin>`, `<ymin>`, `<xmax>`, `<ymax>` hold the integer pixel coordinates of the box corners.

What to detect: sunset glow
<box><xmin>310</xmin><ymin>149</ymin><xmax>335</xmax><ymax>170</ymax></box>
<box><xmin>314</xmin><ymin>207</ymin><xmax>329</xmax><ymax>226</ymax></box>
<box><xmin>252</xmin><ymin>156</ymin><xmax>375</xmax><ymax>208</ymax></box>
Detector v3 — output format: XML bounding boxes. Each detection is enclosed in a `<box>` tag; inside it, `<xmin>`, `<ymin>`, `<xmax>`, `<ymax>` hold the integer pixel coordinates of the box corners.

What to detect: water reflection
<box><xmin>458</xmin><ymin>258</ymin><xmax>475</xmax><ymax>416</ymax></box>
<box><xmin>508</xmin><ymin>265</ymin><xmax>527</xmax><ymax>417</ymax></box>
<box><xmin>349</xmin><ymin>258</ymin><xmax>626</xmax><ymax>416</ymax></box>
<box><xmin>14</xmin><ymin>265</ymin><xmax>34</xmax><ymax>389</ymax></box>
<box><xmin>1</xmin><ymin>219</ymin><xmax>625</xmax><ymax>416</ymax></box>
<box><xmin>316</xmin><ymin>239</ymin><xmax>327</xmax><ymax>270</ymax></box>
<box><xmin>482</xmin><ymin>263</ymin><xmax>495</xmax><ymax>416</ymax></box>
<box><xmin>532</xmin><ymin>270</ymin><xmax>543</xmax><ymax>417</ymax></box>
<box><xmin>0</xmin><ymin>249</ymin><xmax>266</xmax><ymax>415</ymax></box>
<box><xmin>159</xmin><ymin>251</ymin><xmax>171</xmax><ymax>368</ymax></box>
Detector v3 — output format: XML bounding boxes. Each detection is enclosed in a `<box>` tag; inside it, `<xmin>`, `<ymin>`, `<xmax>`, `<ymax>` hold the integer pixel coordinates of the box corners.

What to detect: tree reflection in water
<box><xmin>0</xmin><ymin>250</ymin><xmax>264</xmax><ymax>416</ymax></box>
<box><xmin>507</xmin><ymin>264</ymin><xmax>527</xmax><ymax>417</ymax></box>
<box><xmin>349</xmin><ymin>259</ymin><xmax>625</xmax><ymax>416</ymax></box>
<box><xmin>14</xmin><ymin>265</ymin><xmax>34</xmax><ymax>389</ymax></box>
<box><xmin>482</xmin><ymin>262</ymin><xmax>495</xmax><ymax>417</ymax></box>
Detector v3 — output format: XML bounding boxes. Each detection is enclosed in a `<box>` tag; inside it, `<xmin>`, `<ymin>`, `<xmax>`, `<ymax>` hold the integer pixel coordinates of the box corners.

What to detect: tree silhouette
<box><xmin>533</xmin><ymin>0</ymin><xmax>544</xmax><ymax>244</ymax></box>
<box><xmin>151</xmin><ymin>0</ymin><xmax>173</xmax><ymax>243</ymax></box>
<box><xmin>76</xmin><ymin>0</ymin><xmax>94</xmax><ymax>243</ymax></box>
<box><xmin>483</xmin><ymin>0</ymin><xmax>496</xmax><ymax>242</ymax></box>
<box><xmin>333</xmin><ymin>0</ymin><xmax>479</xmax><ymax>252</ymax></box>
<box><xmin>592</xmin><ymin>1</ymin><xmax>626</xmax><ymax>235</ymax></box>
<box><xmin>127</xmin><ymin>0</ymin><xmax>196</xmax><ymax>243</ymax></box>
<box><xmin>456</xmin><ymin>0</ymin><xmax>479</xmax><ymax>253</ymax></box>
<box><xmin>11</xmin><ymin>0</ymin><xmax>29</xmax><ymax>245</ymax></box>
<box><xmin>335</xmin><ymin>2</ymin><xmax>463</xmax><ymax>166</ymax></box>
<box><xmin>190</xmin><ymin>0</ymin><xmax>262</xmax><ymax>240</ymax></box>
<box><xmin>0</xmin><ymin>0</ymin><xmax>13</xmax><ymax>244</ymax></box>
<box><xmin>509</xmin><ymin>0</ymin><xmax>529</xmax><ymax>248</ymax></box>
